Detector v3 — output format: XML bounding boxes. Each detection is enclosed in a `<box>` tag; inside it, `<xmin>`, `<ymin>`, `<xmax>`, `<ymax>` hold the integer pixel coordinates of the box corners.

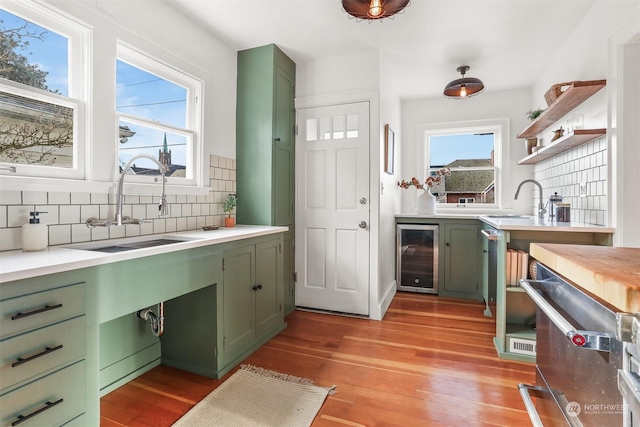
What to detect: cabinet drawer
<box><xmin>0</xmin><ymin>361</ymin><xmax>85</xmax><ymax>427</ymax></box>
<box><xmin>1</xmin><ymin>317</ymin><xmax>86</xmax><ymax>392</ymax></box>
<box><xmin>0</xmin><ymin>284</ymin><xmax>85</xmax><ymax>340</ymax></box>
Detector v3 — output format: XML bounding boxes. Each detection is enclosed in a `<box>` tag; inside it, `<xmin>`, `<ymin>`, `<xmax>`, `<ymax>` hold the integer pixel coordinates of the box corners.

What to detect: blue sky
<box><xmin>1</xmin><ymin>9</ymin><xmax>187</xmax><ymax>169</ymax></box>
<box><xmin>429</xmin><ymin>133</ymin><xmax>494</xmax><ymax>166</ymax></box>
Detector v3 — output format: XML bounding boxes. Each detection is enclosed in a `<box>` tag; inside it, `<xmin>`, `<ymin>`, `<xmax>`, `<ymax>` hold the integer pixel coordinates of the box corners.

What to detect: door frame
<box><xmin>295</xmin><ymin>90</ymin><xmax>383</xmax><ymax>319</ymax></box>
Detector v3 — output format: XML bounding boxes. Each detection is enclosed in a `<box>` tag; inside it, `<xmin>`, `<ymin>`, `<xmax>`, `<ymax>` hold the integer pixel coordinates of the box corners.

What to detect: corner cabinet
<box><xmin>236</xmin><ymin>44</ymin><xmax>296</xmax><ymax>315</ymax></box>
<box><xmin>517</xmin><ymin>80</ymin><xmax>606</xmax><ymax>165</ymax></box>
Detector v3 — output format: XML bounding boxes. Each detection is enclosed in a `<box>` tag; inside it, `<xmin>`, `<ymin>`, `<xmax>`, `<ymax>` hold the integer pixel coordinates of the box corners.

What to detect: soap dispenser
<box><xmin>22</xmin><ymin>211</ymin><xmax>48</xmax><ymax>252</ymax></box>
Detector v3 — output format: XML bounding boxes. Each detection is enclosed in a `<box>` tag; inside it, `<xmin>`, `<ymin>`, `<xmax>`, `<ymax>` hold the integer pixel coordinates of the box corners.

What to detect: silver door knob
<box><xmin>360</xmin><ymin>197</ymin><xmax>367</xmax><ymax>205</ymax></box>
<box><xmin>359</xmin><ymin>221</ymin><xmax>367</xmax><ymax>229</ymax></box>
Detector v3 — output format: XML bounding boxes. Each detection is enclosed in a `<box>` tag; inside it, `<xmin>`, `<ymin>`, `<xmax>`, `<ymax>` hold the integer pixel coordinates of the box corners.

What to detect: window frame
<box><xmin>419</xmin><ymin>118</ymin><xmax>508</xmax><ymax>210</ymax></box>
<box><xmin>0</xmin><ymin>0</ymin><xmax>89</xmax><ymax>180</ymax></box>
<box><xmin>116</xmin><ymin>43</ymin><xmax>203</xmax><ymax>187</ymax></box>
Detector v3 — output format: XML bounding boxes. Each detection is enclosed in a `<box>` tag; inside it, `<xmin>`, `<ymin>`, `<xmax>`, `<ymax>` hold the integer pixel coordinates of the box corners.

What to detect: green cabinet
<box><xmin>236</xmin><ymin>44</ymin><xmax>296</xmax><ymax>315</ymax></box>
<box><xmin>441</xmin><ymin>222</ymin><xmax>481</xmax><ymax>299</ymax></box>
<box><xmin>283</xmin><ymin>230</ymin><xmax>295</xmax><ymax>315</ymax></box>
<box><xmin>236</xmin><ymin>44</ymin><xmax>296</xmax><ymax>227</ymax></box>
<box><xmin>161</xmin><ymin>235</ymin><xmax>285</xmax><ymax>379</ymax></box>
<box><xmin>222</xmin><ymin>237</ymin><xmax>283</xmax><ymax>365</ymax></box>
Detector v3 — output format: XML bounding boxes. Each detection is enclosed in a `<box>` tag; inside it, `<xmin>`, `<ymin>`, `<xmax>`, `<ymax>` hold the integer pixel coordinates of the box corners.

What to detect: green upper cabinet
<box><xmin>236</xmin><ymin>44</ymin><xmax>296</xmax><ymax>227</ymax></box>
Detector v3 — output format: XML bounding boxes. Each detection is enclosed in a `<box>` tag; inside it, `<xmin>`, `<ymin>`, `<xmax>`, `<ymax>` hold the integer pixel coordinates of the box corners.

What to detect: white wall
<box><xmin>400</xmin><ymin>88</ymin><xmax>534</xmax><ymax>215</ymax></box>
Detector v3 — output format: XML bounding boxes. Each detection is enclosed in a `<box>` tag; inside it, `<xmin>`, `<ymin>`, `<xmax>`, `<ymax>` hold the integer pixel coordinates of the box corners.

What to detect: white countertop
<box><xmin>0</xmin><ymin>225</ymin><xmax>288</xmax><ymax>284</ymax></box>
<box><xmin>395</xmin><ymin>212</ymin><xmax>615</xmax><ymax>233</ymax></box>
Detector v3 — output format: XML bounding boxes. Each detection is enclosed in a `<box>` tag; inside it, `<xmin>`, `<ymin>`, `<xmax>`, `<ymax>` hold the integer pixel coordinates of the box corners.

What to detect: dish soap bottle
<box><xmin>22</xmin><ymin>211</ymin><xmax>48</xmax><ymax>252</ymax></box>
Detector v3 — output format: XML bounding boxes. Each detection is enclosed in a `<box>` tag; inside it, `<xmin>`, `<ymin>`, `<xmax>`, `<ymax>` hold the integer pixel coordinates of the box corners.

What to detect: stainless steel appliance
<box><xmin>519</xmin><ymin>263</ymin><xmax>625</xmax><ymax>426</ymax></box>
<box><xmin>396</xmin><ymin>224</ymin><xmax>438</xmax><ymax>294</ymax></box>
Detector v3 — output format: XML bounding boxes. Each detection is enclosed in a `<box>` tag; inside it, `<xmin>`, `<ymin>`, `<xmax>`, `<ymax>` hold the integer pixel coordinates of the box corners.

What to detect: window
<box><xmin>422</xmin><ymin>119</ymin><xmax>505</xmax><ymax>208</ymax></box>
<box><xmin>116</xmin><ymin>44</ymin><xmax>202</xmax><ymax>185</ymax></box>
<box><xmin>0</xmin><ymin>3</ymin><xmax>87</xmax><ymax>179</ymax></box>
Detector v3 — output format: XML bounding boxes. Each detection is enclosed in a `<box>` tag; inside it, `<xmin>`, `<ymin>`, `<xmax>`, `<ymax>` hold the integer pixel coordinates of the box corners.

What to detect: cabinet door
<box><xmin>444</xmin><ymin>223</ymin><xmax>479</xmax><ymax>294</ymax></box>
<box><xmin>273</xmin><ymin>65</ymin><xmax>295</xmax><ymax>226</ymax></box>
<box><xmin>222</xmin><ymin>246</ymin><xmax>255</xmax><ymax>359</ymax></box>
<box><xmin>255</xmin><ymin>239</ymin><xmax>282</xmax><ymax>336</ymax></box>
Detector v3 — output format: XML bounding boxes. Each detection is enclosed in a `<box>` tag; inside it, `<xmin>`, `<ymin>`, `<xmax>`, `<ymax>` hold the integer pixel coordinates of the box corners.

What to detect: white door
<box><xmin>296</xmin><ymin>102</ymin><xmax>370</xmax><ymax>316</ymax></box>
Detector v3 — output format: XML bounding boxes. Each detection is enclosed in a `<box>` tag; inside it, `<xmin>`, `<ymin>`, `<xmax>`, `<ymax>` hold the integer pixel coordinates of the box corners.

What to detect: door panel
<box><xmin>255</xmin><ymin>239</ymin><xmax>281</xmax><ymax>336</ymax></box>
<box><xmin>296</xmin><ymin>102</ymin><xmax>370</xmax><ymax>316</ymax></box>
<box><xmin>223</xmin><ymin>246</ymin><xmax>255</xmax><ymax>359</ymax></box>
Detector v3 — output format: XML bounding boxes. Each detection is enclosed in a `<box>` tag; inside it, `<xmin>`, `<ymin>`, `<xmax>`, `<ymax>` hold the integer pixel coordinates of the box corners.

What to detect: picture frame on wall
<box><xmin>384</xmin><ymin>124</ymin><xmax>395</xmax><ymax>175</ymax></box>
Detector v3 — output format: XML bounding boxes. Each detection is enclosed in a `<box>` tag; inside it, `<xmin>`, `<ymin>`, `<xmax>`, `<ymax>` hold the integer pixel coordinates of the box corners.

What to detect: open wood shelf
<box><xmin>517</xmin><ymin>80</ymin><xmax>606</xmax><ymax>139</ymax></box>
<box><xmin>518</xmin><ymin>129</ymin><xmax>606</xmax><ymax>165</ymax></box>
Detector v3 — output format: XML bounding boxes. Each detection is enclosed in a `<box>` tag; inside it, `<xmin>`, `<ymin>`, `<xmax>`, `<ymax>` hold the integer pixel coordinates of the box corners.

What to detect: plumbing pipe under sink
<box><xmin>137</xmin><ymin>302</ymin><xmax>164</xmax><ymax>337</ymax></box>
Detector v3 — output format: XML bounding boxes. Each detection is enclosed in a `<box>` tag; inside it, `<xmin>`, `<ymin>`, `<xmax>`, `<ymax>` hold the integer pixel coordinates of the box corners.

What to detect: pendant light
<box><xmin>443</xmin><ymin>66</ymin><xmax>485</xmax><ymax>99</ymax></box>
<box><xmin>342</xmin><ymin>0</ymin><xmax>410</xmax><ymax>21</ymax></box>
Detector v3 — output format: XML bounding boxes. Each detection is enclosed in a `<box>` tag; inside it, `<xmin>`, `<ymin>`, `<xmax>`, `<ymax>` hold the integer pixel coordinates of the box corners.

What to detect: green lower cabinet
<box><xmin>441</xmin><ymin>222</ymin><xmax>481</xmax><ymax>300</ymax></box>
<box><xmin>161</xmin><ymin>235</ymin><xmax>285</xmax><ymax>379</ymax></box>
<box><xmin>221</xmin><ymin>237</ymin><xmax>285</xmax><ymax>371</ymax></box>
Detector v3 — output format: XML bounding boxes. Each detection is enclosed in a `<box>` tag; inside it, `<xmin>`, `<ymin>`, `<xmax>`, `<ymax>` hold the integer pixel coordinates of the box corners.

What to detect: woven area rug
<box><xmin>172</xmin><ymin>365</ymin><xmax>335</xmax><ymax>427</ymax></box>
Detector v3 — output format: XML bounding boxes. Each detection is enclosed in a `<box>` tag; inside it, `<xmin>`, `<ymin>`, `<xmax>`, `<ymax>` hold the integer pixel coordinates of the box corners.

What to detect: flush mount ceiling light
<box><xmin>342</xmin><ymin>0</ymin><xmax>410</xmax><ymax>21</ymax></box>
<box><xmin>443</xmin><ymin>66</ymin><xmax>485</xmax><ymax>99</ymax></box>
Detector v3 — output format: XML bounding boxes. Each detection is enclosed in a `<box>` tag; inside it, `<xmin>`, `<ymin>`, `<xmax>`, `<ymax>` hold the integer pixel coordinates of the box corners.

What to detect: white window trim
<box><xmin>417</xmin><ymin>118</ymin><xmax>509</xmax><ymax>211</ymax></box>
<box><xmin>116</xmin><ymin>43</ymin><xmax>203</xmax><ymax>188</ymax></box>
<box><xmin>0</xmin><ymin>0</ymin><xmax>90</xmax><ymax>181</ymax></box>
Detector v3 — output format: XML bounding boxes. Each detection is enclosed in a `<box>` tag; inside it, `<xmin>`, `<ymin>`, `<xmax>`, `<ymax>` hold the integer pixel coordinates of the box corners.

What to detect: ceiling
<box><xmin>166</xmin><ymin>0</ymin><xmax>597</xmax><ymax>100</ymax></box>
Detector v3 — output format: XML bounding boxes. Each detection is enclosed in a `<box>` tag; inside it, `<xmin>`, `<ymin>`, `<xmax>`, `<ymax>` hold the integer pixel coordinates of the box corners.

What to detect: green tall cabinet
<box><xmin>236</xmin><ymin>44</ymin><xmax>296</xmax><ymax>315</ymax></box>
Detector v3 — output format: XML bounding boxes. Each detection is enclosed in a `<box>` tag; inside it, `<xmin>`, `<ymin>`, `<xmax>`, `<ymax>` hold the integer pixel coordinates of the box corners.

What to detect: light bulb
<box><xmin>369</xmin><ymin>0</ymin><xmax>384</xmax><ymax>17</ymax></box>
<box><xmin>460</xmin><ymin>85</ymin><xmax>467</xmax><ymax>98</ymax></box>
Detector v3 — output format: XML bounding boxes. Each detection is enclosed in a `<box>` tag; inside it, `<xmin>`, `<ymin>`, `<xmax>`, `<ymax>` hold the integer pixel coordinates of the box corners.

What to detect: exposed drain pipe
<box><xmin>136</xmin><ymin>302</ymin><xmax>165</xmax><ymax>337</ymax></box>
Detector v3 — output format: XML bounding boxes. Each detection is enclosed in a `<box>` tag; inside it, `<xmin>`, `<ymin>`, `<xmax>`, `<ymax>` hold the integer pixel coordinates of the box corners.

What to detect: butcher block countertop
<box><xmin>530</xmin><ymin>243</ymin><xmax>640</xmax><ymax>313</ymax></box>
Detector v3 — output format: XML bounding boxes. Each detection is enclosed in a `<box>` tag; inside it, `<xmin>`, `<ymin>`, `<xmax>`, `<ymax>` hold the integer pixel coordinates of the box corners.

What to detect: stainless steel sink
<box><xmin>67</xmin><ymin>237</ymin><xmax>198</xmax><ymax>253</ymax></box>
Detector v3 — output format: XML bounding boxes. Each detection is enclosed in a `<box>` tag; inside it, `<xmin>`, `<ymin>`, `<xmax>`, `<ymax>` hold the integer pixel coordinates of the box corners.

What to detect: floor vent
<box><xmin>509</xmin><ymin>337</ymin><xmax>536</xmax><ymax>356</ymax></box>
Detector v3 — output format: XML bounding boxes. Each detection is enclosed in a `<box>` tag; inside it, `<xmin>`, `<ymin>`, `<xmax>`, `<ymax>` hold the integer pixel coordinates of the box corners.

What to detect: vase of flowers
<box><xmin>398</xmin><ymin>168</ymin><xmax>451</xmax><ymax>214</ymax></box>
<box><xmin>223</xmin><ymin>193</ymin><xmax>237</xmax><ymax>227</ymax></box>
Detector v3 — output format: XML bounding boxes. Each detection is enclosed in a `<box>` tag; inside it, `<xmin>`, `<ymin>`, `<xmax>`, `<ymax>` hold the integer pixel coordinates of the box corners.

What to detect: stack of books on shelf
<box><xmin>506</xmin><ymin>249</ymin><xmax>529</xmax><ymax>286</ymax></box>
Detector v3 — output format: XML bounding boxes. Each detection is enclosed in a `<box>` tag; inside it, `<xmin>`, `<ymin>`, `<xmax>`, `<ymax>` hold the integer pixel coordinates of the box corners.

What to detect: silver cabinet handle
<box><xmin>520</xmin><ymin>279</ymin><xmax>611</xmax><ymax>352</ymax></box>
<box><xmin>517</xmin><ymin>384</ymin><xmax>544</xmax><ymax>427</ymax></box>
<box><xmin>359</xmin><ymin>221</ymin><xmax>367</xmax><ymax>229</ymax></box>
<box><xmin>480</xmin><ymin>229</ymin><xmax>498</xmax><ymax>240</ymax></box>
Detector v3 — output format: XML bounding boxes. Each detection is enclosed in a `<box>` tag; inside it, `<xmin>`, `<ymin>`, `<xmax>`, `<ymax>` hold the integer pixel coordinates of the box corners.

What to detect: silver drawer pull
<box><xmin>12</xmin><ymin>398</ymin><xmax>64</xmax><ymax>426</ymax></box>
<box><xmin>480</xmin><ymin>229</ymin><xmax>498</xmax><ymax>240</ymax></box>
<box><xmin>520</xmin><ymin>279</ymin><xmax>611</xmax><ymax>352</ymax></box>
<box><xmin>11</xmin><ymin>303</ymin><xmax>63</xmax><ymax>320</ymax></box>
<box><xmin>517</xmin><ymin>384</ymin><xmax>544</xmax><ymax>427</ymax></box>
<box><xmin>11</xmin><ymin>344</ymin><xmax>64</xmax><ymax>368</ymax></box>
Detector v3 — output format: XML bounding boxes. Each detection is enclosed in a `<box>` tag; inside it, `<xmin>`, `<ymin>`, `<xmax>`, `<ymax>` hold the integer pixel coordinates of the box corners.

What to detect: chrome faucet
<box><xmin>514</xmin><ymin>179</ymin><xmax>546</xmax><ymax>219</ymax></box>
<box><xmin>86</xmin><ymin>154</ymin><xmax>169</xmax><ymax>228</ymax></box>
<box><xmin>116</xmin><ymin>154</ymin><xmax>169</xmax><ymax>226</ymax></box>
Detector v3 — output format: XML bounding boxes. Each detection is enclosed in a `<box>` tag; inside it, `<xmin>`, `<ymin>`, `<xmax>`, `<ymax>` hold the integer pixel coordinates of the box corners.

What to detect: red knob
<box><xmin>571</xmin><ymin>334</ymin><xmax>586</xmax><ymax>346</ymax></box>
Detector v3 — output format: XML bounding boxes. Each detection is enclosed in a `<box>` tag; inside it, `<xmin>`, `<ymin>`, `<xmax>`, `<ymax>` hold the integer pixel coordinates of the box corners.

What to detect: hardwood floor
<box><xmin>100</xmin><ymin>293</ymin><xmax>535</xmax><ymax>426</ymax></box>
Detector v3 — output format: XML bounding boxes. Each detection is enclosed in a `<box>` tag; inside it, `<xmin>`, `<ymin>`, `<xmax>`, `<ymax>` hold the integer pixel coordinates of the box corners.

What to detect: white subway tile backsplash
<box><xmin>92</xmin><ymin>225</ymin><xmax>110</xmax><ymax>241</ymax></box>
<box><xmin>71</xmin><ymin>224</ymin><xmax>91</xmax><ymax>243</ymax></box>
<box><xmin>49</xmin><ymin>192</ymin><xmax>71</xmax><ymax>205</ymax></box>
<box><xmin>153</xmin><ymin>219</ymin><xmax>166</xmax><ymax>234</ymax></box>
<box><xmin>0</xmin><ymin>190</ymin><xmax>21</xmax><ymax>205</ymax></box>
<box><xmin>91</xmin><ymin>193</ymin><xmax>109</xmax><ymax>205</ymax></box>
<box><xmin>0</xmin><ymin>227</ymin><xmax>21</xmax><ymax>251</ymax></box>
<box><xmin>59</xmin><ymin>205</ymin><xmax>81</xmax><ymax>224</ymax></box>
<box><xmin>165</xmin><ymin>217</ymin><xmax>177</xmax><ymax>232</ymax></box>
<box><xmin>7</xmin><ymin>205</ymin><xmax>29</xmax><ymax>227</ymax></box>
<box><xmin>49</xmin><ymin>225</ymin><xmax>70</xmax><ymax>245</ymax></box>
<box><xmin>1</xmin><ymin>155</ymin><xmax>236</xmax><ymax>251</ymax></box>
<box><xmin>71</xmin><ymin>192</ymin><xmax>91</xmax><ymax>205</ymax></box>
<box><xmin>23</xmin><ymin>191</ymin><xmax>47</xmax><ymax>205</ymax></box>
